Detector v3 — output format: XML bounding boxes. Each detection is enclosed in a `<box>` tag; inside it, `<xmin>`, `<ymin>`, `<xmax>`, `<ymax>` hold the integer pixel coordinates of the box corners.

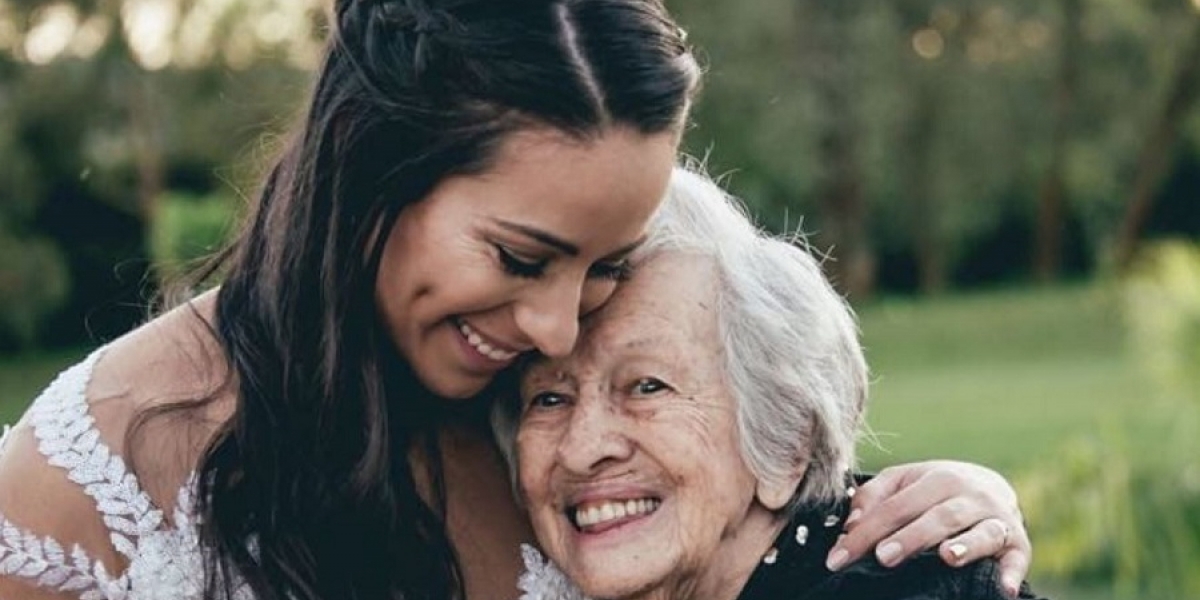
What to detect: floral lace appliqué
<box><xmin>0</xmin><ymin>349</ymin><xmax>253</xmax><ymax>599</ymax></box>
<box><xmin>0</xmin><ymin>515</ymin><xmax>127</xmax><ymax>600</ymax></box>
<box><xmin>516</xmin><ymin>544</ymin><xmax>592</xmax><ymax>600</ymax></box>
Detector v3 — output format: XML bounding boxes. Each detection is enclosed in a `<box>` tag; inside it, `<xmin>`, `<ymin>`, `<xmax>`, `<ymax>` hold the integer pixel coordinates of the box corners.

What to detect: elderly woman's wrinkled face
<box><xmin>516</xmin><ymin>253</ymin><xmax>776</xmax><ymax>599</ymax></box>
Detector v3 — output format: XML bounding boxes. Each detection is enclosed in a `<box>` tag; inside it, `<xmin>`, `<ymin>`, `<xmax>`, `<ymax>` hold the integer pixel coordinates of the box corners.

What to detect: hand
<box><xmin>824</xmin><ymin>460</ymin><xmax>1031</xmax><ymax>598</ymax></box>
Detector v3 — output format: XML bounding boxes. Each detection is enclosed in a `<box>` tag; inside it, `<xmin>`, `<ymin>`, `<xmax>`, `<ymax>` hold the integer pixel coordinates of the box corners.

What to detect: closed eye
<box><xmin>587</xmin><ymin>260</ymin><xmax>633</xmax><ymax>282</ymax></box>
<box><xmin>496</xmin><ymin>244</ymin><xmax>548</xmax><ymax>278</ymax></box>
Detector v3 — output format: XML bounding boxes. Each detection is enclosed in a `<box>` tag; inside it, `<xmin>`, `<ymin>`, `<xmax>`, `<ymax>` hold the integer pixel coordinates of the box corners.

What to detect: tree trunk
<box><xmin>1034</xmin><ymin>0</ymin><xmax>1082</xmax><ymax>282</ymax></box>
<box><xmin>1113</xmin><ymin>16</ymin><xmax>1200</xmax><ymax>270</ymax></box>
<box><xmin>798</xmin><ymin>0</ymin><xmax>876</xmax><ymax>300</ymax></box>
<box><xmin>129</xmin><ymin>77</ymin><xmax>165</xmax><ymax>228</ymax></box>
<box><xmin>903</xmin><ymin>73</ymin><xmax>947</xmax><ymax>295</ymax></box>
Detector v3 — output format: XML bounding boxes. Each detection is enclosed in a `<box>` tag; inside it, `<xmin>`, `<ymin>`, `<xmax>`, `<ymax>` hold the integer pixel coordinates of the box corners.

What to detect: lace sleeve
<box><xmin>0</xmin><ymin>516</ymin><xmax>123</xmax><ymax>599</ymax></box>
<box><xmin>0</xmin><ymin>423</ymin><xmax>127</xmax><ymax>600</ymax></box>
<box><xmin>515</xmin><ymin>544</ymin><xmax>591</xmax><ymax>600</ymax></box>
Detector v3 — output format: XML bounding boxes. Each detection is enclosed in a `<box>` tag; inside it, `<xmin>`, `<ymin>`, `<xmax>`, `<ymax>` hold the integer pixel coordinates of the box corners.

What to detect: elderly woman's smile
<box><xmin>571</xmin><ymin>497</ymin><xmax>661</xmax><ymax>531</ymax></box>
<box><xmin>516</xmin><ymin>254</ymin><xmax>797</xmax><ymax>600</ymax></box>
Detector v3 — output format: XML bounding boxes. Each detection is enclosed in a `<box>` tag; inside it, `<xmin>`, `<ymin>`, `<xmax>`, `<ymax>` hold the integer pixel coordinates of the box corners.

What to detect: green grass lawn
<box><xmin>0</xmin><ymin>283</ymin><xmax>1178</xmax><ymax>599</ymax></box>
<box><xmin>852</xmin><ymin>283</ymin><xmax>1178</xmax><ymax>600</ymax></box>
<box><xmin>855</xmin><ymin>283</ymin><xmax>1171</xmax><ymax>474</ymax></box>
<box><xmin>0</xmin><ymin>347</ymin><xmax>87</xmax><ymax>425</ymax></box>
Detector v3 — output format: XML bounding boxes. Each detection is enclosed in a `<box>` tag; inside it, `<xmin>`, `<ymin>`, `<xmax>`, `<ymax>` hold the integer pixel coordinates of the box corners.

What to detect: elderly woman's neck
<box><xmin>638</xmin><ymin>509</ymin><xmax>788</xmax><ymax>600</ymax></box>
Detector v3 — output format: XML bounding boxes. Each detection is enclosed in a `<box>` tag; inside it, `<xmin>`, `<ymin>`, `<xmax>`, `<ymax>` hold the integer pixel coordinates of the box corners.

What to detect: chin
<box><xmin>565</xmin><ymin>553</ymin><xmax>671</xmax><ymax>600</ymax></box>
<box><xmin>412</xmin><ymin>368</ymin><xmax>490</xmax><ymax>400</ymax></box>
<box><xmin>574</xmin><ymin>571</ymin><xmax>662</xmax><ymax>600</ymax></box>
<box><xmin>427</xmin><ymin>379</ymin><xmax>489</xmax><ymax>400</ymax></box>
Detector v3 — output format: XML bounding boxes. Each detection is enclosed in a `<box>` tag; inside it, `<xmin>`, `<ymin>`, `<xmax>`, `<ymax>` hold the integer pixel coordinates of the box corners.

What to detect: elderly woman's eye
<box><xmin>632</xmin><ymin>377</ymin><xmax>669</xmax><ymax>395</ymax></box>
<box><xmin>528</xmin><ymin>392</ymin><xmax>568</xmax><ymax>410</ymax></box>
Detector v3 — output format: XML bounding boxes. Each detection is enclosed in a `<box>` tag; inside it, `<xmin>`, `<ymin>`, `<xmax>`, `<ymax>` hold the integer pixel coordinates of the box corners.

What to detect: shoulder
<box><xmin>82</xmin><ymin>291</ymin><xmax>235</xmax><ymax>506</ymax></box>
<box><xmin>797</xmin><ymin>553</ymin><xmax>1030</xmax><ymax>600</ymax></box>
<box><xmin>0</xmin><ymin>292</ymin><xmax>235</xmax><ymax>594</ymax></box>
<box><xmin>0</xmin><ymin>350</ymin><xmax>127</xmax><ymax>596</ymax></box>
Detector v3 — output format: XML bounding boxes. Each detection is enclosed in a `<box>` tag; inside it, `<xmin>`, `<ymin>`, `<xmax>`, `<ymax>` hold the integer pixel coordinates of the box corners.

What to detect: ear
<box><xmin>756</xmin><ymin>462</ymin><xmax>808</xmax><ymax>511</ymax></box>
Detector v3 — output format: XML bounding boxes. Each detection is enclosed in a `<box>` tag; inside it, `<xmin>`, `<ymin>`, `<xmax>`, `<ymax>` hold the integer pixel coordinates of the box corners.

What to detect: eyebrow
<box><xmin>494</xmin><ymin>219</ymin><xmax>645</xmax><ymax>260</ymax></box>
<box><xmin>495</xmin><ymin>220</ymin><xmax>579</xmax><ymax>256</ymax></box>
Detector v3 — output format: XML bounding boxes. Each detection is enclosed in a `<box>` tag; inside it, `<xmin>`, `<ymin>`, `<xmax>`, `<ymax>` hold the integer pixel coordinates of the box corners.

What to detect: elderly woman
<box><xmin>493</xmin><ymin>169</ymin><xmax>1047</xmax><ymax>600</ymax></box>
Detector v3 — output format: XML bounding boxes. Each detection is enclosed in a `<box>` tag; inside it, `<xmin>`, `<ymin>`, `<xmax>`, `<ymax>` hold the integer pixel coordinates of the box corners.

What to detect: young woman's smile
<box><xmin>376</xmin><ymin>127</ymin><xmax>678</xmax><ymax>399</ymax></box>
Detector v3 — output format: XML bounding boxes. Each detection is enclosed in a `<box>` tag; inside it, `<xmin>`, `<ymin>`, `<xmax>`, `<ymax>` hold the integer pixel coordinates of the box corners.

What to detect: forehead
<box><xmin>469</xmin><ymin>127</ymin><xmax>676</xmax><ymax>228</ymax></box>
<box><xmin>532</xmin><ymin>252</ymin><xmax>720</xmax><ymax>372</ymax></box>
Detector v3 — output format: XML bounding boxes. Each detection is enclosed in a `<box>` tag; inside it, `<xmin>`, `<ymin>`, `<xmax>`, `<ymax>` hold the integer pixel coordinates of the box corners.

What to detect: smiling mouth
<box><xmin>454</xmin><ymin>318</ymin><xmax>520</xmax><ymax>362</ymax></box>
<box><xmin>569</xmin><ymin>497</ymin><xmax>662</xmax><ymax>532</ymax></box>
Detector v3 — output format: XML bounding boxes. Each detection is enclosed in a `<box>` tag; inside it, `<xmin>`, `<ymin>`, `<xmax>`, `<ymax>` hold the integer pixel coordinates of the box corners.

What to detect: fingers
<box><xmin>938</xmin><ymin>516</ymin><xmax>1013</xmax><ymax>565</ymax></box>
<box><xmin>827</xmin><ymin>472</ymin><xmax>960</xmax><ymax>569</ymax></box>
<box><xmin>936</xmin><ymin>510</ymin><xmax>1032</xmax><ymax>594</ymax></box>
<box><xmin>997</xmin><ymin>544</ymin><xmax>1031</xmax><ymax>598</ymax></box>
<box><xmin>826</xmin><ymin>461</ymin><xmax>1026</xmax><ymax>572</ymax></box>
<box><xmin>875</xmin><ymin>495</ymin><xmax>993</xmax><ymax>567</ymax></box>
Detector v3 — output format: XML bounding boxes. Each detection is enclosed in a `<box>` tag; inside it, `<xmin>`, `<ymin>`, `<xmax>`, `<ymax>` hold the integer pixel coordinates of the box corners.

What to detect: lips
<box><xmin>454</xmin><ymin>318</ymin><xmax>520</xmax><ymax>362</ymax></box>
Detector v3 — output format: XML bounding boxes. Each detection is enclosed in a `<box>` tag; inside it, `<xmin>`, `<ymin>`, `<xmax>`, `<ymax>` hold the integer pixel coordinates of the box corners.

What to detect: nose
<box><xmin>555</xmin><ymin>389</ymin><xmax>633</xmax><ymax>475</ymax></box>
<box><xmin>514</xmin><ymin>276</ymin><xmax>584</xmax><ymax>358</ymax></box>
<box><xmin>578</xmin><ymin>278</ymin><xmax>620</xmax><ymax>318</ymax></box>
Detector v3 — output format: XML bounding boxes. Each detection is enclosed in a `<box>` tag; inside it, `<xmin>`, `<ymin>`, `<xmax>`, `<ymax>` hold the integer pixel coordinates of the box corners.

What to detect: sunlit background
<box><xmin>1</xmin><ymin>1</ymin><xmax>1198</xmax><ymax>598</ymax></box>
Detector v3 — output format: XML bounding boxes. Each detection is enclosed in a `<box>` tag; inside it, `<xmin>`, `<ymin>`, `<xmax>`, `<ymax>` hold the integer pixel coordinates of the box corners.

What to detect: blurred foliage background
<box><xmin>0</xmin><ymin>0</ymin><xmax>1198</xmax><ymax>598</ymax></box>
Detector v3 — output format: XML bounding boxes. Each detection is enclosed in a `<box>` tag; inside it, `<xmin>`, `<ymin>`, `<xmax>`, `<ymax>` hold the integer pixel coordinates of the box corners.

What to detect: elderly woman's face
<box><xmin>516</xmin><ymin>253</ymin><xmax>770</xmax><ymax>599</ymax></box>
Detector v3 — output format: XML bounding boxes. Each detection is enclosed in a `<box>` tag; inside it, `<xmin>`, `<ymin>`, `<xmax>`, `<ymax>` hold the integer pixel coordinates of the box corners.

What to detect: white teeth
<box><xmin>573</xmin><ymin>498</ymin><xmax>660</xmax><ymax>528</ymax></box>
<box><xmin>457</xmin><ymin>321</ymin><xmax>518</xmax><ymax>361</ymax></box>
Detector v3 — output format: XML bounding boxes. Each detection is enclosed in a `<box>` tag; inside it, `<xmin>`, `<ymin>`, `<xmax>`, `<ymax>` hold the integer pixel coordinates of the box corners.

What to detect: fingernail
<box><xmin>876</xmin><ymin>541</ymin><xmax>903</xmax><ymax>566</ymax></box>
<box><xmin>1001</xmin><ymin>574</ymin><xmax>1020</xmax><ymax>598</ymax></box>
<box><xmin>948</xmin><ymin>543</ymin><xmax>968</xmax><ymax>560</ymax></box>
<box><xmin>845</xmin><ymin>508</ymin><xmax>862</xmax><ymax>527</ymax></box>
<box><xmin>826</xmin><ymin>548</ymin><xmax>849</xmax><ymax>571</ymax></box>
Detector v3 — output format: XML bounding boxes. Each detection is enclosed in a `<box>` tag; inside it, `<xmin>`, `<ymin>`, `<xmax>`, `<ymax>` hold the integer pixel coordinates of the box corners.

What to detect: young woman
<box><xmin>0</xmin><ymin>1</ymin><xmax>1029</xmax><ymax>599</ymax></box>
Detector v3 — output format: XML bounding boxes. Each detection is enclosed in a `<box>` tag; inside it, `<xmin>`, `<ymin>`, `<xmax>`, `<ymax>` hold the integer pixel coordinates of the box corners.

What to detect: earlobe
<box><xmin>756</xmin><ymin>464</ymin><xmax>808</xmax><ymax>511</ymax></box>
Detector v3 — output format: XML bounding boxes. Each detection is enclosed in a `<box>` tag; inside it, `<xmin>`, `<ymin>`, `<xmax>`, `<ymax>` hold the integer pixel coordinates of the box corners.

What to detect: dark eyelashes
<box><xmin>496</xmin><ymin>243</ymin><xmax>632</xmax><ymax>282</ymax></box>
<box><xmin>588</xmin><ymin>260</ymin><xmax>633</xmax><ymax>282</ymax></box>
<box><xmin>496</xmin><ymin>245</ymin><xmax>548</xmax><ymax>278</ymax></box>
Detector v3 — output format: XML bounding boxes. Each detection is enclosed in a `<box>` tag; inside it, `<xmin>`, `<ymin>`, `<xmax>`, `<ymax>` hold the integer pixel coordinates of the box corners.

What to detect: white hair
<box><xmin>641</xmin><ymin>167</ymin><xmax>867</xmax><ymax>509</ymax></box>
<box><xmin>491</xmin><ymin>166</ymin><xmax>868</xmax><ymax>510</ymax></box>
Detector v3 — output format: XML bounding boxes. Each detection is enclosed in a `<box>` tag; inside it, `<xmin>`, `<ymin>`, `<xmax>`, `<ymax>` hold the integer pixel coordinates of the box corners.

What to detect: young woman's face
<box><xmin>376</xmin><ymin>127</ymin><xmax>678</xmax><ymax>399</ymax></box>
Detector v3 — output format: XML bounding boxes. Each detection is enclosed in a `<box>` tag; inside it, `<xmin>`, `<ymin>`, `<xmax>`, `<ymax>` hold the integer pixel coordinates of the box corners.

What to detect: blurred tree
<box><xmin>1114</xmin><ymin>16</ymin><xmax>1200</xmax><ymax>270</ymax></box>
<box><xmin>797</xmin><ymin>0</ymin><xmax>876</xmax><ymax>298</ymax></box>
<box><xmin>0</xmin><ymin>0</ymin><xmax>318</xmax><ymax>347</ymax></box>
<box><xmin>1034</xmin><ymin>0</ymin><xmax>1082</xmax><ymax>282</ymax></box>
<box><xmin>892</xmin><ymin>0</ymin><xmax>952</xmax><ymax>294</ymax></box>
<box><xmin>0</xmin><ymin>228</ymin><xmax>70</xmax><ymax>350</ymax></box>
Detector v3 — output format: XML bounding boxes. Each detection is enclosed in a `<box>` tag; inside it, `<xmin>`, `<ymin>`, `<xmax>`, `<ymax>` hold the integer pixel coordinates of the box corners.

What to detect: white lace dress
<box><xmin>514</xmin><ymin>545</ymin><xmax>589</xmax><ymax>600</ymax></box>
<box><xmin>0</xmin><ymin>349</ymin><xmax>253</xmax><ymax>600</ymax></box>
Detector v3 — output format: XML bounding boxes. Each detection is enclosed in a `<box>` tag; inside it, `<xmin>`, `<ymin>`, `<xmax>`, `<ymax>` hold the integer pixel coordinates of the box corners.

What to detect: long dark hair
<box><xmin>173</xmin><ymin>1</ymin><xmax>698</xmax><ymax>598</ymax></box>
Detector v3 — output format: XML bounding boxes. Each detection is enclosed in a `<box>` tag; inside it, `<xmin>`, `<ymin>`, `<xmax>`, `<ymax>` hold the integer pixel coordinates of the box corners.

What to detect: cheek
<box><xmin>579</xmin><ymin>280</ymin><xmax>619</xmax><ymax>317</ymax></box>
<box><xmin>659</xmin><ymin>409</ymin><xmax>754</xmax><ymax>515</ymax></box>
<box><xmin>516</xmin><ymin>431</ymin><xmax>552</xmax><ymax>497</ymax></box>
